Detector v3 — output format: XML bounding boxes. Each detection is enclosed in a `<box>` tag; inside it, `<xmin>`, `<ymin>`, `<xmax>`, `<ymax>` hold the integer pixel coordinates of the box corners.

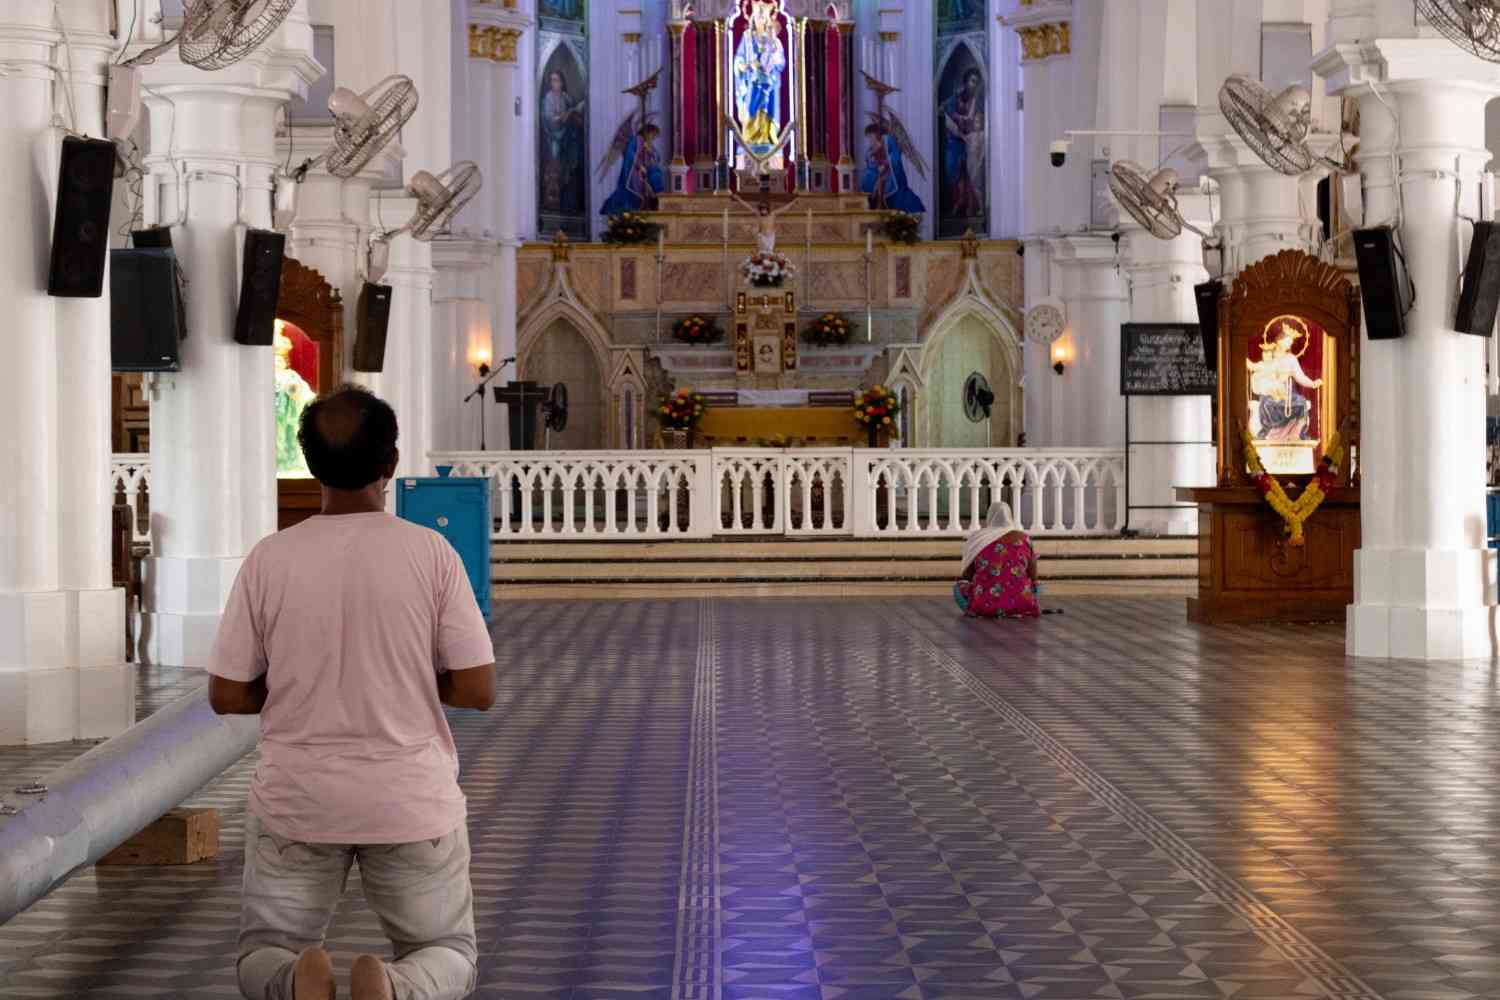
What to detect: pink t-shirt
<box><xmin>210</xmin><ymin>512</ymin><xmax>494</xmax><ymax>845</ymax></box>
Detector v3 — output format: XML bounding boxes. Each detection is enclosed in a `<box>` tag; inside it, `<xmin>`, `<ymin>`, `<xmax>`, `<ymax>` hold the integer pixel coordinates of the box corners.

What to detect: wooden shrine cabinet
<box><xmin>1175</xmin><ymin>250</ymin><xmax>1362</xmax><ymax>623</ymax></box>
<box><xmin>275</xmin><ymin>258</ymin><xmax>343</xmax><ymax>530</ymax></box>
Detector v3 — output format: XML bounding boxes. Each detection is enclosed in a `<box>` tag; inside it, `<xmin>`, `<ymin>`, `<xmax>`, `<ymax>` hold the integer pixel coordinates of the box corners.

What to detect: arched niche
<box><xmin>919</xmin><ymin>307</ymin><xmax>1021</xmax><ymax>449</ymax></box>
<box><xmin>521</xmin><ymin>317</ymin><xmax>607</xmax><ymax>450</ymax></box>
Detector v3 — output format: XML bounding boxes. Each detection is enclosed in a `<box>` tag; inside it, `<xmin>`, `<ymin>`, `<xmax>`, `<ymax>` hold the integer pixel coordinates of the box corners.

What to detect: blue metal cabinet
<box><xmin>1488</xmin><ymin>489</ymin><xmax>1500</xmax><ymax>551</ymax></box>
<box><xmin>396</xmin><ymin>477</ymin><xmax>493</xmax><ymax>621</ymax></box>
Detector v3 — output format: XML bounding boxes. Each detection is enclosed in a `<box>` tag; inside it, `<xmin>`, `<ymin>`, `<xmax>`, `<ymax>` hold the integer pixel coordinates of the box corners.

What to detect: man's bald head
<box><xmin>298</xmin><ymin>384</ymin><xmax>399</xmax><ymax>490</ymax></box>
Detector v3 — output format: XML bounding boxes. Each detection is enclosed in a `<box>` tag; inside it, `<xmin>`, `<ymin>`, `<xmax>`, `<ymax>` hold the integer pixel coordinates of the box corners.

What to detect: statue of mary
<box><xmin>733</xmin><ymin>0</ymin><xmax>786</xmax><ymax>152</ymax></box>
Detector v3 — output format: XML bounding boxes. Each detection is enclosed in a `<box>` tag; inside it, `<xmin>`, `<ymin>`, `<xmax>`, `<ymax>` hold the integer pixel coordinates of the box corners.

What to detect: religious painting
<box><xmin>730</xmin><ymin>0</ymin><xmax>791</xmax><ymax>173</ymax></box>
<box><xmin>1245</xmin><ymin>315</ymin><xmax>1329</xmax><ymax>475</ymax></box>
<box><xmin>934</xmin><ymin>42</ymin><xmax>987</xmax><ymax>238</ymax></box>
<box><xmin>936</xmin><ymin>0</ymin><xmax>984</xmax><ymax>32</ymax></box>
<box><xmin>537</xmin><ymin>40</ymin><xmax>589</xmax><ymax>239</ymax></box>
<box><xmin>538</xmin><ymin>0</ymin><xmax>585</xmax><ymax>32</ymax></box>
<box><xmin>274</xmin><ymin>319</ymin><xmax>318</xmax><ymax>479</ymax></box>
<box><xmin>754</xmin><ymin>334</ymin><xmax>782</xmax><ymax>374</ymax></box>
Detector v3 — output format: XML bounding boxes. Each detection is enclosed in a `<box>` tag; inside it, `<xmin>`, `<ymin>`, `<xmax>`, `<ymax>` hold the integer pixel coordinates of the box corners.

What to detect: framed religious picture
<box><xmin>1211</xmin><ymin>249</ymin><xmax>1360</xmax><ymax>489</ymax></box>
<box><xmin>754</xmin><ymin>334</ymin><xmax>782</xmax><ymax>374</ymax></box>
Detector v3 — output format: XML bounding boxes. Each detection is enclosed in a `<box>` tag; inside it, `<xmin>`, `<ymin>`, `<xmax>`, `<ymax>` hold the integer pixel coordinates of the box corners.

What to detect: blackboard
<box><xmin>1120</xmin><ymin>323</ymin><xmax>1217</xmax><ymax>396</ymax></box>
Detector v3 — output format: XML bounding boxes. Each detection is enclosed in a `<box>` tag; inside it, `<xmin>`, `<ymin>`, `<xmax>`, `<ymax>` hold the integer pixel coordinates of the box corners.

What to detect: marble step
<box><xmin>494</xmin><ymin>578</ymin><xmax>1197</xmax><ymax>601</ymax></box>
<box><xmin>492</xmin><ymin>557</ymin><xmax>1198</xmax><ymax>583</ymax></box>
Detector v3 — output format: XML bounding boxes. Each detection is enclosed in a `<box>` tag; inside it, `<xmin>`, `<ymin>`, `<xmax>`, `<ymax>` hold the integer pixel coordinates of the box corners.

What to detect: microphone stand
<box><xmin>464</xmin><ymin>357</ymin><xmax>515</xmax><ymax>452</ymax></box>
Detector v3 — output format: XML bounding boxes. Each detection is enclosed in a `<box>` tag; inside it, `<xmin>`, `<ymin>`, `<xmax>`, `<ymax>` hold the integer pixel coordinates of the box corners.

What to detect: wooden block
<box><xmin>97</xmin><ymin>808</ymin><xmax>220</xmax><ymax>866</ymax></box>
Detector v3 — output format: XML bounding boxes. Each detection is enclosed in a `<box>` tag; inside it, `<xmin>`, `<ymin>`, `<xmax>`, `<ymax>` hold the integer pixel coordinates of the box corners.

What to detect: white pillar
<box><xmin>1047</xmin><ymin>235</ymin><xmax>1128</xmax><ymax>448</ymax></box>
<box><xmin>139</xmin><ymin>25</ymin><xmax>319</xmax><ymax>670</ymax></box>
<box><xmin>1320</xmin><ymin>42</ymin><xmax>1500</xmax><ymax>659</ymax></box>
<box><xmin>365</xmin><ymin>202</ymin><xmax>435</xmax><ymax>485</ymax></box>
<box><xmin>1118</xmin><ymin>198</ymin><xmax>1215</xmax><ymax>536</ymax></box>
<box><xmin>0</xmin><ymin>0</ymin><xmax>133</xmax><ymax>744</ymax></box>
<box><xmin>433</xmin><ymin>241</ymin><xmax>501</xmax><ymax>452</ymax></box>
<box><xmin>485</xmin><ymin>9</ymin><xmax>531</xmax><ymax>447</ymax></box>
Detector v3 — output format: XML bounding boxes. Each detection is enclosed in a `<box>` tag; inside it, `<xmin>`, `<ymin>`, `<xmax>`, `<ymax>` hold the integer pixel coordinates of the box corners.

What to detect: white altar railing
<box><xmin>434</xmin><ymin>448</ymin><xmax>1126</xmax><ymax>540</ymax></box>
<box><xmin>111</xmin><ymin>454</ymin><xmax>151</xmax><ymax>546</ymax></box>
<box><xmin>107</xmin><ymin>449</ymin><xmax>1128</xmax><ymax>548</ymax></box>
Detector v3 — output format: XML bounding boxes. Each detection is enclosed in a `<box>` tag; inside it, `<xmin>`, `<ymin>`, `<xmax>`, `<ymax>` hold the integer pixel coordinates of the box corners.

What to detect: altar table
<box><xmin>696</xmin><ymin>406</ymin><xmax>864</xmax><ymax>447</ymax></box>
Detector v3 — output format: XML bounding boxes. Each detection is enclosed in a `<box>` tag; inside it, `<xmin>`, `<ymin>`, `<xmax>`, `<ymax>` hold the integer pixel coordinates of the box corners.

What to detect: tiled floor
<box><xmin>3</xmin><ymin>599</ymin><xmax>1500</xmax><ymax>999</ymax></box>
<box><xmin>0</xmin><ymin>664</ymin><xmax>201</xmax><ymax>796</ymax></box>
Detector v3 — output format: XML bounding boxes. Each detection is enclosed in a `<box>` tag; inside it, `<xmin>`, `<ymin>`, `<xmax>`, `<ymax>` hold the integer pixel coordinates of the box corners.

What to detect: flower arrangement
<box><xmin>742</xmin><ymin>251</ymin><xmax>797</xmax><ymax>288</ymax></box>
<box><xmin>853</xmin><ymin>384</ymin><xmax>902</xmax><ymax>437</ymax></box>
<box><xmin>883</xmin><ymin>212</ymin><xmax>921</xmax><ymax>245</ymax></box>
<box><xmin>1242</xmin><ymin>423</ymin><xmax>1346</xmax><ymax>546</ymax></box>
<box><xmin>603</xmin><ymin>212</ymin><xmax>662</xmax><ymax>245</ymax></box>
<box><xmin>659</xmin><ymin>388</ymin><xmax>707</xmax><ymax>430</ymax></box>
<box><xmin>672</xmin><ymin>314</ymin><xmax>721</xmax><ymax>345</ymax></box>
<box><xmin>804</xmin><ymin>312</ymin><xmax>854</xmax><ymax>347</ymax></box>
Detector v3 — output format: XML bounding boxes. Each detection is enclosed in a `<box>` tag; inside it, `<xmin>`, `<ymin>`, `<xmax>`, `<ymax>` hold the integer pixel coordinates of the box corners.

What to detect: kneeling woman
<box><xmin>955</xmin><ymin>504</ymin><xmax>1040</xmax><ymax>618</ymax></box>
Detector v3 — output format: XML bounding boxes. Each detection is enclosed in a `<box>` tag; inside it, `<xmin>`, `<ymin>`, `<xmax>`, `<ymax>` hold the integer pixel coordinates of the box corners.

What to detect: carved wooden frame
<box><xmin>1215</xmin><ymin>249</ymin><xmax>1360</xmax><ymax>488</ymax></box>
<box><xmin>275</xmin><ymin>257</ymin><xmax>343</xmax><ymax>393</ymax></box>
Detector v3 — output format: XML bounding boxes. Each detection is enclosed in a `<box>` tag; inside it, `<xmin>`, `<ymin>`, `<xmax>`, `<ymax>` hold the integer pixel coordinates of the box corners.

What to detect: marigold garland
<box><xmin>1242</xmin><ymin>427</ymin><xmax>1346</xmax><ymax>547</ymax></box>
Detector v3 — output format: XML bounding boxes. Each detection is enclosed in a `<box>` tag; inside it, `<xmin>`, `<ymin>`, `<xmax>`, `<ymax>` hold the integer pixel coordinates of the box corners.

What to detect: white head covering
<box><xmin>962</xmin><ymin>502</ymin><xmax>1016</xmax><ymax>574</ymax></box>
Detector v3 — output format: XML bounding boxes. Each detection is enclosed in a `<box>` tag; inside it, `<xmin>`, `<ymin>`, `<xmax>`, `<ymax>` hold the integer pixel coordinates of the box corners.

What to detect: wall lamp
<box><xmin>1051</xmin><ymin>342</ymin><xmax>1070</xmax><ymax>375</ymax></box>
<box><xmin>472</xmin><ymin>345</ymin><xmax>492</xmax><ymax>378</ymax></box>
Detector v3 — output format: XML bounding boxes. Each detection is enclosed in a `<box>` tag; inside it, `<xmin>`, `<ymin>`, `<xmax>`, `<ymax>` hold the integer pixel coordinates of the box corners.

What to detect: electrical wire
<box><xmin>51</xmin><ymin>2</ymin><xmax>80</xmax><ymax>134</ymax></box>
<box><xmin>115</xmin><ymin>0</ymin><xmax>139</xmax><ymax>64</ymax></box>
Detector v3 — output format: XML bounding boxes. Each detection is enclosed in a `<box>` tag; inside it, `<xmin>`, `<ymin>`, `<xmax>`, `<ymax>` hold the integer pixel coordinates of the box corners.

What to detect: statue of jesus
<box><xmin>733</xmin><ymin>0</ymin><xmax>786</xmax><ymax>152</ymax></box>
<box><xmin>730</xmin><ymin>190</ymin><xmax>799</xmax><ymax>254</ymax></box>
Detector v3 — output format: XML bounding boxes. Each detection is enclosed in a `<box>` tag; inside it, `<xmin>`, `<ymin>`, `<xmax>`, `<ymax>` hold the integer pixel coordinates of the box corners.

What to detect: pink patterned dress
<box><xmin>954</xmin><ymin>535</ymin><xmax>1040</xmax><ymax>619</ymax></box>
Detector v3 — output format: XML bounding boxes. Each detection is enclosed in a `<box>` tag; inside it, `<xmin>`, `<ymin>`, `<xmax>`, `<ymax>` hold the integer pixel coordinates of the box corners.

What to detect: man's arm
<box><xmin>209</xmin><ymin>674</ymin><xmax>269</xmax><ymax>715</ymax></box>
<box><xmin>439</xmin><ymin>663</ymin><xmax>497</xmax><ymax>711</ymax></box>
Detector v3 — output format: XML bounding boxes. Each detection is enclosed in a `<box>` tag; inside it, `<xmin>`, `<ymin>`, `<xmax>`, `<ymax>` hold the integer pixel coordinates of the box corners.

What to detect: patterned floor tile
<box><xmin>6</xmin><ymin>598</ymin><xmax>1500</xmax><ymax>1000</ymax></box>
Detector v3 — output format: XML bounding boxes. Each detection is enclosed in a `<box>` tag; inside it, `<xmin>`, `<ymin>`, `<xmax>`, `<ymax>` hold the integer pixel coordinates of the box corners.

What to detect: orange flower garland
<box><xmin>1242</xmin><ymin>427</ymin><xmax>1346</xmax><ymax>546</ymax></box>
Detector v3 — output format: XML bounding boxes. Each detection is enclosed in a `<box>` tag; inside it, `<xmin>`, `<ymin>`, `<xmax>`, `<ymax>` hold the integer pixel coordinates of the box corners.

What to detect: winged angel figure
<box><xmin>859</xmin><ymin>72</ymin><xmax>927</xmax><ymax>214</ymax></box>
<box><xmin>597</xmin><ymin>71</ymin><xmax>667</xmax><ymax>215</ymax></box>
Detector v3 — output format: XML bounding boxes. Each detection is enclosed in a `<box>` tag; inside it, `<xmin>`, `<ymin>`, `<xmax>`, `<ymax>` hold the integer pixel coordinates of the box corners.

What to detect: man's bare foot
<box><xmin>350</xmin><ymin>954</ymin><xmax>394</xmax><ymax>1000</ymax></box>
<box><xmin>293</xmin><ymin>947</ymin><xmax>336</xmax><ymax>1000</ymax></box>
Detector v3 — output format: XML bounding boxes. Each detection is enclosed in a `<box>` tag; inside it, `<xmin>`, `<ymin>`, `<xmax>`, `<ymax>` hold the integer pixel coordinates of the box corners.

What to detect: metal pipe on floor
<box><xmin>0</xmin><ymin>689</ymin><xmax>257</xmax><ymax>925</ymax></box>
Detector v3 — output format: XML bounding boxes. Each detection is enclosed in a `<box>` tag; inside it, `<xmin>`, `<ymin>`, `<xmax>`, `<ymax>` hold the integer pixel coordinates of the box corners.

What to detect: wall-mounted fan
<box><xmin>542</xmin><ymin>383</ymin><xmax>569</xmax><ymax>448</ymax></box>
<box><xmin>1418</xmin><ymin>0</ymin><xmax>1500</xmax><ymax>63</ymax></box>
<box><xmin>1219</xmin><ymin>75</ymin><xmax>1348</xmax><ymax>177</ymax></box>
<box><xmin>1108</xmin><ymin>162</ymin><xmax>1213</xmax><ymax>241</ymax></box>
<box><xmin>111</xmin><ymin>0</ymin><xmax>296</xmax><ymax>143</ymax></box>
<box><xmin>291</xmin><ymin>76</ymin><xmax>420</xmax><ymax>182</ymax></box>
<box><xmin>963</xmin><ymin>372</ymin><xmax>994</xmax><ymax>424</ymax></box>
<box><xmin>366</xmin><ymin>162</ymin><xmax>483</xmax><ymax>281</ymax></box>
<box><xmin>125</xmin><ymin>0</ymin><xmax>297</xmax><ymax>70</ymax></box>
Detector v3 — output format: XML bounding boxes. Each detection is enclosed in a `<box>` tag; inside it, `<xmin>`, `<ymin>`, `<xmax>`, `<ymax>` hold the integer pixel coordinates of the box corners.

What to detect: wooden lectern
<box><xmin>1175</xmin><ymin>250</ymin><xmax>1361</xmax><ymax>624</ymax></box>
<box><xmin>493</xmin><ymin>381</ymin><xmax>549</xmax><ymax>452</ymax></box>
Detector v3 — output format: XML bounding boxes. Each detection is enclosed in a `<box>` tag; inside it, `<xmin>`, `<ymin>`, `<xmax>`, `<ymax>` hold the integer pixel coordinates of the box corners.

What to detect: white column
<box><xmin>1047</xmin><ymin>235</ymin><xmax>1128</xmax><ymax>448</ymax></box>
<box><xmin>433</xmin><ymin>241</ymin><xmax>501</xmax><ymax>452</ymax></box>
<box><xmin>1118</xmin><ymin>197</ymin><xmax>1215</xmax><ymax>536</ymax></box>
<box><xmin>1320</xmin><ymin>41</ymin><xmax>1500</xmax><ymax>659</ymax></box>
<box><xmin>365</xmin><ymin>204</ymin><xmax>434</xmax><ymax>485</ymax></box>
<box><xmin>139</xmin><ymin>26</ymin><xmax>319</xmax><ymax>670</ymax></box>
<box><xmin>485</xmin><ymin>10</ymin><xmax>531</xmax><ymax>449</ymax></box>
<box><xmin>0</xmin><ymin>1</ymin><xmax>133</xmax><ymax>744</ymax></box>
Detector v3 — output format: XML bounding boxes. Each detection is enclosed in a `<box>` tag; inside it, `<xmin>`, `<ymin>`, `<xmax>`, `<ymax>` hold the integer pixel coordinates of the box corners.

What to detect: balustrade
<box><xmin>108</xmin><ymin>449</ymin><xmax>1127</xmax><ymax>547</ymax></box>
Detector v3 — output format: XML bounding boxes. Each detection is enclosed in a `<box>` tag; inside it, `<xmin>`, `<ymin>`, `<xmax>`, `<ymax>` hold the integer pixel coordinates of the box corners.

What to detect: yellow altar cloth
<box><xmin>696</xmin><ymin>407</ymin><xmax>864</xmax><ymax>447</ymax></box>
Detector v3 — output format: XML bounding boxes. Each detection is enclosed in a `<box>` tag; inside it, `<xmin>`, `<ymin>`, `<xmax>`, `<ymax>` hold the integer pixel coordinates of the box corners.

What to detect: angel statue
<box><xmin>862</xmin><ymin>115</ymin><xmax>927</xmax><ymax>214</ymax></box>
<box><xmin>598</xmin><ymin>113</ymin><xmax>665</xmax><ymax>215</ymax></box>
<box><xmin>729</xmin><ymin>190</ymin><xmax>800</xmax><ymax>254</ymax></box>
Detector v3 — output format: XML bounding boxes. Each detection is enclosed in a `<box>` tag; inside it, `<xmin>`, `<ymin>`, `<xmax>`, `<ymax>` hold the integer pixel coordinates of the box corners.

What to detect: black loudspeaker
<box><xmin>352</xmin><ymin>282</ymin><xmax>393</xmax><ymax>372</ymax></box>
<box><xmin>1456</xmin><ymin>221</ymin><xmax>1500</xmax><ymax>337</ymax></box>
<box><xmin>48</xmin><ymin>136</ymin><xmax>118</xmax><ymax>298</ymax></box>
<box><xmin>234</xmin><ymin>229</ymin><xmax>286</xmax><ymax>346</ymax></box>
<box><xmin>1316</xmin><ymin>176</ymin><xmax>1332</xmax><ymax>244</ymax></box>
<box><xmin>1353</xmin><ymin>227</ymin><xmax>1409</xmax><ymax>340</ymax></box>
<box><xmin>132</xmin><ymin>226</ymin><xmax>173</xmax><ymax>249</ymax></box>
<box><xmin>1194</xmin><ymin>279</ymin><xmax>1222</xmax><ymax>372</ymax></box>
<box><xmin>110</xmin><ymin>249</ymin><xmax>184</xmax><ymax>372</ymax></box>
